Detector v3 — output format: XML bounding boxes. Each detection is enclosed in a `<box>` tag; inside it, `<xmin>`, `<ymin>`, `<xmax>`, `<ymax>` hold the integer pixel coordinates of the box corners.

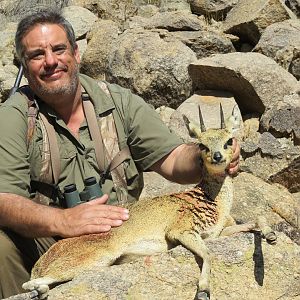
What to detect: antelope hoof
<box><xmin>28</xmin><ymin>290</ymin><xmax>39</xmax><ymax>300</ymax></box>
<box><xmin>195</xmin><ymin>291</ymin><xmax>210</xmax><ymax>300</ymax></box>
<box><xmin>265</xmin><ymin>231</ymin><xmax>277</xmax><ymax>245</ymax></box>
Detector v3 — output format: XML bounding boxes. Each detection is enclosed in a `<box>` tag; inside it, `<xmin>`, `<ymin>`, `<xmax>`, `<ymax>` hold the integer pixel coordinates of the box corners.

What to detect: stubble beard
<box><xmin>28</xmin><ymin>63</ymin><xmax>80</xmax><ymax>98</ymax></box>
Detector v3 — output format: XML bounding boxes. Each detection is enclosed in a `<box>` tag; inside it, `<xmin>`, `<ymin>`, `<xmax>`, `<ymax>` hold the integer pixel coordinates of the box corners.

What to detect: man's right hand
<box><xmin>56</xmin><ymin>194</ymin><xmax>129</xmax><ymax>237</ymax></box>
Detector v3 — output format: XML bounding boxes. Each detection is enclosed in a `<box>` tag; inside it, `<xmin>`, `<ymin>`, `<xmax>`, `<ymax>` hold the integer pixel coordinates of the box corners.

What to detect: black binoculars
<box><xmin>63</xmin><ymin>177</ymin><xmax>103</xmax><ymax>208</ymax></box>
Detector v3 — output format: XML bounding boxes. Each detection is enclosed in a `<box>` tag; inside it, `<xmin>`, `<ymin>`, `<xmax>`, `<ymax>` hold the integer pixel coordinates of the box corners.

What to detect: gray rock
<box><xmin>190</xmin><ymin>0</ymin><xmax>239</xmax><ymax>21</ymax></box>
<box><xmin>285</xmin><ymin>0</ymin><xmax>300</xmax><ymax>17</ymax></box>
<box><xmin>269</xmin><ymin>156</ymin><xmax>300</xmax><ymax>193</ymax></box>
<box><xmin>232</xmin><ymin>172</ymin><xmax>300</xmax><ymax>231</ymax></box>
<box><xmin>0</xmin><ymin>22</ymin><xmax>17</xmax><ymax>67</ymax></box>
<box><xmin>170</xmin><ymin>29</ymin><xmax>235</xmax><ymax>59</ymax></box>
<box><xmin>137</xmin><ymin>5</ymin><xmax>159</xmax><ymax>18</ymax></box>
<box><xmin>188</xmin><ymin>52</ymin><xmax>298</xmax><ymax>114</ymax></box>
<box><xmin>1</xmin><ymin>0</ymin><xmax>68</xmax><ymax>21</ymax></box>
<box><xmin>159</xmin><ymin>0</ymin><xmax>191</xmax><ymax>12</ymax></box>
<box><xmin>260</xmin><ymin>104</ymin><xmax>300</xmax><ymax>140</ymax></box>
<box><xmin>80</xmin><ymin>20</ymin><xmax>120</xmax><ymax>80</ymax></box>
<box><xmin>241</xmin><ymin>148</ymin><xmax>299</xmax><ymax>178</ymax></box>
<box><xmin>128</xmin><ymin>10</ymin><xmax>206</xmax><ymax>31</ymax></box>
<box><xmin>169</xmin><ymin>90</ymin><xmax>244</xmax><ymax>142</ymax></box>
<box><xmin>106</xmin><ymin>29</ymin><xmax>196</xmax><ymax>108</ymax></box>
<box><xmin>70</xmin><ymin>0</ymin><xmax>139</xmax><ymax>26</ymax></box>
<box><xmin>222</xmin><ymin>0</ymin><xmax>294</xmax><ymax>44</ymax></box>
<box><xmin>62</xmin><ymin>5</ymin><xmax>98</xmax><ymax>39</ymax></box>
<box><xmin>254</xmin><ymin>19</ymin><xmax>300</xmax><ymax>80</ymax></box>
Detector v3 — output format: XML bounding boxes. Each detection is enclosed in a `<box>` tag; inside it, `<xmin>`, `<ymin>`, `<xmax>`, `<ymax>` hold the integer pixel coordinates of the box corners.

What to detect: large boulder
<box><xmin>80</xmin><ymin>20</ymin><xmax>120</xmax><ymax>80</ymax></box>
<box><xmin>188</xmin><ymin>52</ymin><xmax>298</xmax><ymax>114</ymax></box>
<box><xmin>106</xmin><ymin>29</ymin><xmax>196</xmax><ymax>108</ymax></box>
<box><xmin>222</xmin><ymin>0</ymin><xmax>295</xmax><ymax>45</ymax></box>
<box><xmin>190</xmin><ymin>0</ymin><xmax>239</xmax><ymax>21</ymax></box>
<box><xmin>232</xmin><ymin>172</ymin><xmax>300</xmax><ymax>232</ymax></box>
<box><xmin>170</xmin><ymin>29</ymin><xmax>236</xmax><ymax>59</ymax></box>
<box><xmin>127</xmin><ymin>10</ymin><xmax>206</xmax><ymax>31</ymax></box>
<box><xmin>254</xmin><ymin>19</ymin><xmax>300</xmax><ymax>80</ymax></box>
<box><xmin>62</xmin><ymin>5</ymin><xmax>97</xmax><ymax>39</ymax></box>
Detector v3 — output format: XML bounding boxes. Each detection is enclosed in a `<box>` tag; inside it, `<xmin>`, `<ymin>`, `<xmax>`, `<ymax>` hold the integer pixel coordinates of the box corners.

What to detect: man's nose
<box><xmin>44</xmin><ymin>51</ymin><xmax>58</xmax><ymax>67</ymax></box>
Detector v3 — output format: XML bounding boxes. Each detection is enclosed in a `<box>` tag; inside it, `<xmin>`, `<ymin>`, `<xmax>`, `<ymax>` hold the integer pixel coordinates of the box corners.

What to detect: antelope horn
<box><xmin>220</xmin><ymin>103</ymin><xmax>225</xmax><ymax>129</ymax></box>
<box><xmin>198</xmin><ymin>105</ymin><xmax>206</xmax><ymax>132</ymax></box>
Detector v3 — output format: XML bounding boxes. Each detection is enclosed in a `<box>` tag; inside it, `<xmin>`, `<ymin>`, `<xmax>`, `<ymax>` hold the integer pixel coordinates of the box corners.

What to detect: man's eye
<box><xmin>31</xmin><ymin>54</ymin><xmax>45</xmax><ymax>60</ymax></box>
<box><xmin>54</xmin><ymin>46</ymin><xmax>67</xmax><ymax>54</ymax></box>
<box><xmin>55</xmin><ymin>49</ymin><xmax>65</xmax><ymax>54</ymax></box>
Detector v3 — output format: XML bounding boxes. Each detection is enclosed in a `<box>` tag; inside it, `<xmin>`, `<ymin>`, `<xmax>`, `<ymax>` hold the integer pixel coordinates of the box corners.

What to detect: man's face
<box><xmin>22</xmin><ymin>23</ymin><xmax>80</xmax><ymax>98</ymax></box>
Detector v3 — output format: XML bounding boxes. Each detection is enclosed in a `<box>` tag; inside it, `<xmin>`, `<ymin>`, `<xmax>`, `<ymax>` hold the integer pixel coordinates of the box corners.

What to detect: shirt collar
<box><xmin>79</xmin><ymin>73</ymin><xmax>115</xmax><ymax>116</ymax></box>
<box><xmin>36</xmin><ymin>73</ymin><xmax>115</xmax><ymax>120</ymax></box>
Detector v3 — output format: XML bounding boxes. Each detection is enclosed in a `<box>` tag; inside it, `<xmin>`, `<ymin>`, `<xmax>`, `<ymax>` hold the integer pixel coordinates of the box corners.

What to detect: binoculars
<box><xmin>63</xmin><ymin>176</ymin><xmax>103</xmax><ymax>208</ymax></box>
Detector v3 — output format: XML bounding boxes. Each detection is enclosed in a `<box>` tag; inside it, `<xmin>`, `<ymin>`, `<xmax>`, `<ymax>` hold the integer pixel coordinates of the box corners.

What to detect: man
<box><xmin>0</xmin><ymin>9</ymin><xmax>240</xmax><ymax>298</ymax></box>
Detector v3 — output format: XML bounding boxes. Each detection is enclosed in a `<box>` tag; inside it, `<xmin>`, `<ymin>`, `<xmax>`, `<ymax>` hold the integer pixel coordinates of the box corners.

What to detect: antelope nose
<box><xmin>213</xmin><ymin>152</ymin><xmax>222</xmax><ymax>162</ymax></box>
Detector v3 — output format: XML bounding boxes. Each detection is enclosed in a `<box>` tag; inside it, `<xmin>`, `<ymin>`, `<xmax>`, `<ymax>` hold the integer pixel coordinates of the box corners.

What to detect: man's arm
<box><xmin>150</xmin><ymin>139</ymin><xmax>240</xmax><ymax>184</ymax></box>
<box><xmin>0</xmin><ymin>193</ymin><xmax>129</xmax><ymax>238</ymax></box>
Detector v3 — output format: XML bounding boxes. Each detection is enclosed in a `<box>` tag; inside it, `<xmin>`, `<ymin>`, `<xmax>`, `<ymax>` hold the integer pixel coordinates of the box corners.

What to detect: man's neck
<box><xmin>42</xmin><ymin>84</ymin><xmax>85</xmax><ymax>137</ymax></box>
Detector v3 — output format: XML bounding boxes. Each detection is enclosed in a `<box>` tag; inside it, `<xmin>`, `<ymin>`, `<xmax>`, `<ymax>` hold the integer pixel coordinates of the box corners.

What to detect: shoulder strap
<box><xmin>82</xmin><ymin>96</ymin><xmax>106</xmax><ymax>172</ymax></box>
<box><xmin>38</xmin><ymin>113</ymin><xmax>61</xmax><ymax>185</ymax></box>
<box><xmin>83</xmin><ymin>82</ymin><xmax>131</xmax><ymax>205</ymax></box>
<box><xmin>18</xmin><ymin>86</ymin><xmax>62</xmax><ymax>205</ymax></box>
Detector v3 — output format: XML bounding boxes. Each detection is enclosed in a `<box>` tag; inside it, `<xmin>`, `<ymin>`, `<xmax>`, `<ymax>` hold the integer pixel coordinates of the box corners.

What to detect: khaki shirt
<box><xmin>0</xmin><ymin>74</ymin><xmax>183</xmax><ymax>205</ymax></box>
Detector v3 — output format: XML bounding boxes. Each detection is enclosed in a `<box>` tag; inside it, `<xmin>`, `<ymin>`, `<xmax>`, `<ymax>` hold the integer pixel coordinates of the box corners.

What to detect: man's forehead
<box><xmin>22</xmin><ymin>23</ymin><xmax>69</xmax><ymax>48</ymax></box>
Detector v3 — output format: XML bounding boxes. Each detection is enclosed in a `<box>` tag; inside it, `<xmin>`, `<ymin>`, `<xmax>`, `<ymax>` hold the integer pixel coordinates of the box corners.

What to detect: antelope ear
<box><xmin>226</xmin><ymin>104</ymin><xmax>241</xmax><ymax>134</ymax></box>
<box><xmin>183</xmin><ymin>115</ymin><xmax>202</xmax><ymax>138</ymax></box>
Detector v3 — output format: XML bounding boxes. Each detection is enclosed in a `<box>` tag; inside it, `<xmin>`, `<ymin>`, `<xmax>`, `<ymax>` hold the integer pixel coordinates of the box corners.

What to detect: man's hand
<box><xmin>56</xmin><ymin>194</ymin><xmax>129</xmax><ymax>237</ymax></box>
<box><xmin>227</xmin><ymin>138</ymin><xmax>240</xmax><ymax>175</ymax></box>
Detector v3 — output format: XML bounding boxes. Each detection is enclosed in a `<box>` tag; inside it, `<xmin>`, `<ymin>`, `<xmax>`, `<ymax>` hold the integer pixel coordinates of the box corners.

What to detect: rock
<box><xmin>3</xmin><ymin>291</ymin><xmax>39</xmax><ymax>300</ymax></box>
<box><xmin>170</xmin><ymin>29</ymin><xmax>235</xmax><ymax>59</ymax></box>
<box><xmin>0</xmin><ymin>22</ymin><xmax>17</xmax><ymax>67</ymax></box>
<box><xmin>269</xmin><ymin>156</ymin><xmax>300</xmax><ymax>193</ymax></box>
<box><xmin>137</xmin><ymin>5</ymin><xmax>159</xmax><ymax>18</ymax></box>
<box><xmin>158</xmin><ymin>0</ymin><xmax>191</xmax><ymax>12</ymax></box>
<box><xmin>80</xmin><ymin>20</ymin><xmax>120</xmax><ymax>80</ymax></box>
<box><xmin>188</xmin><ymin>52</ymin><xmax>298</xmax><ymax>114</ymax></box>
<box><xmin>62</xmin><ymin>5</ymin><xmax>98</xmax><ymax>39</ymax></box>
<box><xmin>155</xmin><ymin>105</ymin><xmax>175</xmax><ymax>127</ymax></box>
<box><xmin>190</xmin><ymin>0</ymin><xmax>239</xmax><ymax>21</ymax></box>
<box><xmin>285</xmin><ymin>0</ymin><xmax>300</xmax><ymax>17</ymax></box>
<box><xmin>71</xmin><ymin>0</ymin><xmax>139</xmax><ymax>26</ymax></box>
<box><xmin>254</xmin><ymin>19</ymin><xmax>300</xmax><ymax>80</ymax></box>
<box><xmin>106</xmin><ymin>29</ymin><xmax>196</xmax><ymax>108</ymax></box>
<box><xmin>0</xmin><ymin>64</ymin><xmax>27</xmax><ymax>102</ymax></box>
<box><xmin>232</xmin><ymin>172</ymin><xmax>300</xmax><ymax>231</ymax></box>
<box><xmin>260</xmin><ymin>104</ymin><xmax>300</xmax><ymax>141</ymax></box>
<box><xmin>128</xmin><ymin>10</ymin><xmax>206</xmax><ymax>31</ymax></box>
<box><xmin>222</xmin><ymin>0</ymin><xmax>294</xmax><ymax>45</ymax></box>
<box><xmin>169</xmin><ymin>90</ymin><xmax>244</xmax><ymax>142</ymax></box>
<box><xmin>1</xmin><ymin>0</ymin><xmax>68</xmax><ymax>21</ymax></box>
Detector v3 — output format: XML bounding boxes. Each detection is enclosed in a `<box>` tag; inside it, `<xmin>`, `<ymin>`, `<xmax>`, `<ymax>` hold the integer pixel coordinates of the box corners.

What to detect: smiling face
<box><xmin>22</xmin><ymin>23</ymin><xmax>80</xmax><ymax>102</ymax></box>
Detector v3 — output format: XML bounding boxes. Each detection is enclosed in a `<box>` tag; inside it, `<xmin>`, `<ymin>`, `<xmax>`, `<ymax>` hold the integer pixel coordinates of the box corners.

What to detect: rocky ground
<box><xmin>1</xmin><ymin>0</ymin><xmax>300</xmax><ymax>299</ymax></box>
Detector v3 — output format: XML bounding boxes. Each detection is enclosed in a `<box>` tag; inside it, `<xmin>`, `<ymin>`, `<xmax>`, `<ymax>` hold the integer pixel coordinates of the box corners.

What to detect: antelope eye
<box><xmin>199</xmin><ymin>144</ymin><xmax>209</xmax><ymax>152</ymax></box>
<box><xmin>224</xmin><ymin>138</ymin><xmax>233</xmax><ymax>149</ymax></box>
